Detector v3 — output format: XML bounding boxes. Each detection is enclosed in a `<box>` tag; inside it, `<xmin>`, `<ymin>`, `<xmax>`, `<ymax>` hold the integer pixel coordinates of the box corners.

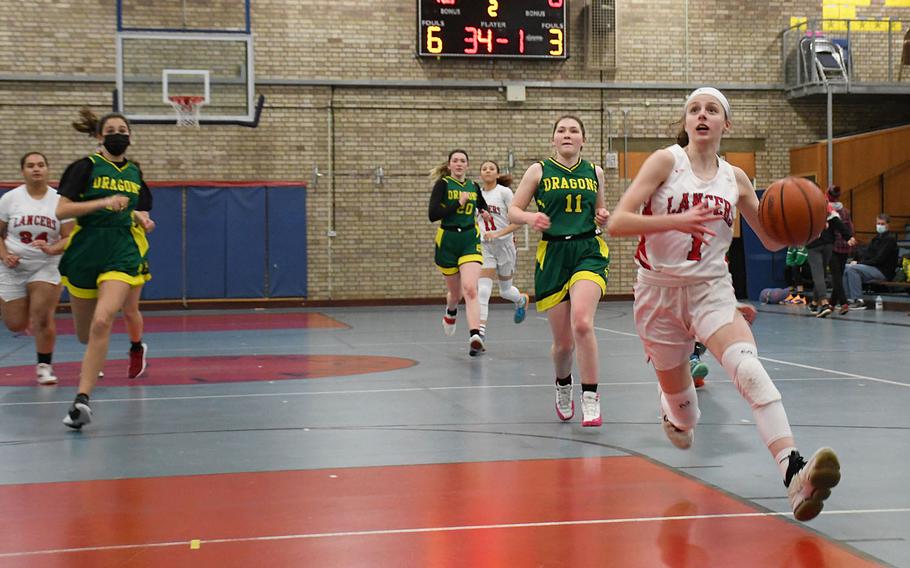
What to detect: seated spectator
<box><xmin>843</xmin><ymin>214</ymin><xmax>898</xmax><ymax>310</ymax></box>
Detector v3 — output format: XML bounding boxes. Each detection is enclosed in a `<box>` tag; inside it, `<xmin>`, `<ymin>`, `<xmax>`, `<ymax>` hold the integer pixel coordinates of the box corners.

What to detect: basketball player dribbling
<box><xmin>606</xmin><ymin>87</ymin><xmax>840</xmax><ymax>521</ymax></box>
<box><xmin>509</xmin><ymin>115</ymin><xmax>611</xmax><ymax>428</ymax></box>
<box><xmin>476</xmin><ymin>160</ymin><xmax>529</xmax><ymax>341</ymax></box>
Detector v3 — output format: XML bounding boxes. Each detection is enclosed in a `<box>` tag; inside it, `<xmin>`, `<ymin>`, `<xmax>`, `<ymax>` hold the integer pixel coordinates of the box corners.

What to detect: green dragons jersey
<box><xmin>440</xmin><ymin>176</ymin><xmax>481</xmax><ymax>230</ymax></box>
<box><xmin>534</xmin><ymin>158</ymin><xmax>599</xmax><ymax>237</ymax></box>
<box><xmin>78</xmin><ymin>153</ymin><xmax>142</xmax><ymax>228</ymax></box>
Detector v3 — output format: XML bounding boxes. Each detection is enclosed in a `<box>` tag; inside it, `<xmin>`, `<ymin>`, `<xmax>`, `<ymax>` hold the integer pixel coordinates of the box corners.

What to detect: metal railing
<box><xmin>782</xmin><ymin>18</ymin><xmax>909</xmax><ymax>91</ymax></box>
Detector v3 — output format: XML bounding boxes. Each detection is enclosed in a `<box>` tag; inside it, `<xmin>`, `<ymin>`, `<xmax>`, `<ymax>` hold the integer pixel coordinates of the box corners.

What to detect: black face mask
<box><xmin>103</xmin><ymin>133</ymin><xmax>130</xmax><ymax>156</ymax></box>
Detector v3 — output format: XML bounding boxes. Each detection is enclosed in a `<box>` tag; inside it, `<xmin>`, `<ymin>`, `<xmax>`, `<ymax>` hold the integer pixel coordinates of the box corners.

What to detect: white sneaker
<box><xmin>581</xmin><ymin>391</ymin><xmax>602</xmax><ymax>427</ymax></box>
<box><xmin>442</xmin><ymin>314</ymin><xmax>456</xmax><ymax>336</ymax></box>
<box><xmin>786</xmin><ymin>448</ymin><xmax>841</xmax><ymax>522</ymax></box>
<box><xmin>468</xmin><ymin>333</ymin><xmax>485</xmax><ymax>356</ymax></box>
<box><xmin>63</xmin><ymin>401</ymin><xmax>92</xmax><ymax>430</ymax></box>
<box><xmin>555</xmin><ymin>382</ymin><xmax>574</xmax><ymax>421</ymax></box>
<box><xmin>36</xmin><ymin>363</ymin><xmax>58</xmax><ymax>385</ymax></box>
<box><xmin>662</xmin><ymin>415</ymin><xmax>694</xmax><ymax>449</ymax></box>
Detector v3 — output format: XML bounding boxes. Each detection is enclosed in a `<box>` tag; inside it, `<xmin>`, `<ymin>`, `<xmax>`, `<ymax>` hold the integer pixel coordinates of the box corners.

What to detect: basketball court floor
<box><xmin>0</xmin><ymin>302</ymin><xmax>907</xmax><ymax>567</ymax></box>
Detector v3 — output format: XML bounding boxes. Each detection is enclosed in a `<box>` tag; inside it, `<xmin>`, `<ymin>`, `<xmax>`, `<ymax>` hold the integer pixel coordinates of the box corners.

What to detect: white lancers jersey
<box><xmin>635</xmin><ymin>144</ymin><xmax>738</xmax><ymax>285</ymax></box>
<box><xmin>0</xmin><ymin>185</ymin><xmax>64</xmax><ymax>261</ymax></box>
<box><xmin>478</xmin><ymin>183</ymin><xmax>514</xmax><ymax>240</ymax></box>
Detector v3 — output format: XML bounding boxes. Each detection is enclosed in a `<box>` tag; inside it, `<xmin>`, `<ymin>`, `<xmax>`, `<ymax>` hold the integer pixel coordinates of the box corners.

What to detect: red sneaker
<box><xmin>128</xmin><ymin>343</ymin><xmax>148</xmax><ymax>378</ymax></box>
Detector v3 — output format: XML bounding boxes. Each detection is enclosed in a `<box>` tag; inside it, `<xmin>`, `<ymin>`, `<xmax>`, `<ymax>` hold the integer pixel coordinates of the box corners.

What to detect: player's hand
<box><xmin>847</xmin><ymin>237</ymin><xmax>857</xmax><ymax>247</ymax></box>
<box><xmin>595</xmin><ymin>208</ymin><xmax>610</xmax><ymax>227</ymax></box>
<box><xmin>104</xmin><ymin>195</ymin><xmax>130</xmax><ymax>212</ymax></box>
<box><xmin>134</xmin><ymin>211</ymin><xmax>156</xmax><ymax>233</ymax></box>
<box><xmin>483</xmin><ymin>232</ymin><xmax>495</xmax><ymax>242</ymax></box>
<box><xmin>479</xmin><ymin>209</ymin><xmax>493</xmax><ymax>223</ymax></box>
<box><xmin>1</xmin><ymin>253</ymin><xmax>19</xmax><ymax>268</ymax></box>
<box><xmin>30</xmin><ymin>239</ymin><xmax>53</xmax><ymax>255</ymax></box>
<box><xmin>458</xmin><ymin>192</ymin><xmax>471</xmax><ymax>206</ymax></box>
<box><xmin>529</xmin><ymin>212</ymin><xmax>551</xmax><ymax>232</ymax></box>
<box><xmin>677</xmin><ymin>202</ymin><xmax>717</xmax><ymax>243</ymax></box>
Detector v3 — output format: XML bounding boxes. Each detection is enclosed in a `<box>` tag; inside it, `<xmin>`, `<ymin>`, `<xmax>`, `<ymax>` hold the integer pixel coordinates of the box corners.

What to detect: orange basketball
<box><xmin>758</xmin><ymin>177</ymin><xmax>828</xmax><ymax>246</ymax></box>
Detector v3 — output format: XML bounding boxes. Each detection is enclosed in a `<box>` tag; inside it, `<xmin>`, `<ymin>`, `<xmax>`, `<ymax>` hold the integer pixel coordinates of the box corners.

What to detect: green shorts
<box><xmin>60</xmin><ymin>225</ymin><xmax>147</xmax><ymax>299</ymax></box>
<box><xmin>534</xmin><ymin>236</ymin><xmax>610</xmax><ymax>311</ymax></box>
<box><xmin>435</xmin><ymin>226</ymin><xmax>483</xmax><ymax>275</ymax></box>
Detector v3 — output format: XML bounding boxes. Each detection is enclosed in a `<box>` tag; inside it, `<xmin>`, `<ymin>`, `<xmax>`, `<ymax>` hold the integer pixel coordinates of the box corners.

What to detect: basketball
<box><xmin>758</xmin><ymin>177</ymin><xmax>828</xmax><ymax>246</ymax></box>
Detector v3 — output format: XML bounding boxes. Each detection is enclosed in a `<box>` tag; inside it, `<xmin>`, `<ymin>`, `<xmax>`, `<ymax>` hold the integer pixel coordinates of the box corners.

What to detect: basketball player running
<box><xmin>428</xmin><ymin>149</ymin><xmax>492</xmax><ymax>356</ymax></box>
<box><xmin>607</xmin><ymin>87</ymin><xmax>840</xmax><ymax>521</ymax></box>
<box><xmin>476</xmin><ymin>160</ymin><xmax>529</xmax><ymax>340</ymax></box>
<box><xmin>509</xmin><ymin>115</ymin><xmax>611</xmax><ymax>427</ymax></box>
<box><xmin>57</xmin><ymin>110</ymin><xmax>153</xmax><ymax>429</ymax></box>
<box><xmin>0</xmin><ymin>152</ymin><xmax>74</xmax><ymax>385</ymax></box>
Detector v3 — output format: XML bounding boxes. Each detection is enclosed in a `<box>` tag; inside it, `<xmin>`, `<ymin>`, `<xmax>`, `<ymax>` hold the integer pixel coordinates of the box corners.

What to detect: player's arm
<box><xmin>428</xmin><ymin>179</ymin><xmax>456</xmax><ymax>222</ymax></box>
<box><xmin>509</xmin><ymin>162</ymin><xmax>549</xmax><ymax>231</ymax></box>
<box><xmin>735</xmin><ymin>167</ymin><xmax>786</xmax><ymax>252</ymax></box>
<box><xmin>0</xmin><ymin>219</ymin><xmax>17</xmax><ymax>267</ymax></box>
<box><xmin>594</xmin><ymin>165</ymin><xmax>609</xmax><ymax>227</ymax></box>
<box><xmin>36</xmin><ymin>221</ymin><xmax>74</xmax><ymax>255</ymax></box>
<box><xmin>606</xmin><ymin>149</ymin><xmax>716</xmax><ymax>239</ymax></box>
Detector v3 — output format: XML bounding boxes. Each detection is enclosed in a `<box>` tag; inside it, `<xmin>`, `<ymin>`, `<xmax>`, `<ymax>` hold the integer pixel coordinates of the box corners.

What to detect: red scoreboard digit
<box><xmin>419</xmin><ymin>0</ymin><xmax>567</xmax><ymax>59</ymax></box>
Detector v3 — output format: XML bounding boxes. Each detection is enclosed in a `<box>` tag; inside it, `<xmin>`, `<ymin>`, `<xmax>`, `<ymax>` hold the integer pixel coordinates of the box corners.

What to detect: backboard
<box><xmin>114</xmin><ymin>0</ymin><xmax>257</xmax><ymax>125</ymax></box>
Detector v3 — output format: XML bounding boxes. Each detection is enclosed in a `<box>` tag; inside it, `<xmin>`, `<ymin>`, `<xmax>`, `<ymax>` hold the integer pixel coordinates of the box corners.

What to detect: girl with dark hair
<box><xmin>476</xmin><ymin>159</ymin><xmax>529</xmax><ymax>342</ymax></box>
<box><xmin>0</xmin><ymin>152</ymin><xmax>74</xmax><ymax>384</ymax></box>
<box><xmin>57</xmin><ymin>110</ymin><xmax>154</xmax><ymax>428</ymax></box>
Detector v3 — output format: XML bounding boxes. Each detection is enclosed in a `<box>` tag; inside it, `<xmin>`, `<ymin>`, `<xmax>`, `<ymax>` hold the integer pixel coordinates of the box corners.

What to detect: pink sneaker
<box><xmin>555</xmin><ymin>383</ymin><xmax>574</xmax><ymax>421</ymax></box>
<box><xmin>581</xmin><ymin>391</ymin><xmax>602</xmax><ymax>427</ymax></box>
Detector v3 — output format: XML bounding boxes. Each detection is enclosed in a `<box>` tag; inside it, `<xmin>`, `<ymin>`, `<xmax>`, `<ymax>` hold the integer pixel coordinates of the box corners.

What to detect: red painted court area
<box><xmin>51</xmin><ymin>312</ymin><xmax>347</xmax><ymax>335</ymax></box>
<box><xmin>0</xmin><ymin>355</ymin><xmax>416</xmax><ymax>386</ymax></box>
<box><xmin>0</xmin><ymin>457</ymin><xmax>875</xmax><ymax>567</ymax></box>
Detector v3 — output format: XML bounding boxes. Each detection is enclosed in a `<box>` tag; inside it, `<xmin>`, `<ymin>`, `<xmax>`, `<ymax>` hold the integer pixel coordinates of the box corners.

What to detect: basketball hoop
<box><xmin>167</xmin><ymin>95</ymin><xmax>205</xmax><ymax>127</ymax></box>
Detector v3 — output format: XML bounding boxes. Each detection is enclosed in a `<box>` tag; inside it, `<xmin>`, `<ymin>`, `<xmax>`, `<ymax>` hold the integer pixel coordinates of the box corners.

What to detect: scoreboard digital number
<box><xmin>418</xmin><ymin>0</ymin><xmax>567</xmax><ymax>59</ymax></box>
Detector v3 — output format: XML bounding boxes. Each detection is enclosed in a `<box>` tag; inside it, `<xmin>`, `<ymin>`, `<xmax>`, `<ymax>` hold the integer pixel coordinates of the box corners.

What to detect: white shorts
<box><xmin>0</xmin><ymin>258</ymin><xmax>61</xmax><ymax>302</ymax></box>
<box><xmin>633</xmin><ymin>274</ymin><xmax>739</xmax><ymax>371</ymax></box>
<box><xmin>481</xmin><ymin>238</ymin><xmax>517</xmax><ymax>275</ymax></box>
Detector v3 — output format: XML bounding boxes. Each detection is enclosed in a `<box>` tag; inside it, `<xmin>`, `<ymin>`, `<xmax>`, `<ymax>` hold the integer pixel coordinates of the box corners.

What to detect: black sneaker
<box><xmin>816</xmin><ymin>304</ymin><xmax>832</xmax><ymax>318</ymax></box>
<box><xmin>63</xmin><ymin>401</ymin><xmax>92</xmax><ymax>429</ymax></box>
<box><xmin>848</xmin><ymin>299</ymin><xmax>867</xmax><ymax>310</ymax></box>
<box><xmin>807</xmin><ymin>303</ymin><xmax>819</xmax><ymax>314</ymax></box>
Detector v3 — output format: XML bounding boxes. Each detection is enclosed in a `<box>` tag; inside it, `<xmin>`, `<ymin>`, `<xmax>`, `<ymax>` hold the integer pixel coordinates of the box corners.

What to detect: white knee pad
<box><xmin>478</xmin><ymin>277</ymin><xmax>493</xmax><ymax>321</ymax></box>
<box><xmin>660</xmin><ymin>383</ymin><xmax>700</xmax><ymax>431</ymax></box>
<box><xmin>721</xmin><ymin>342</ymin><xmax>781</xmax><ymax>408</ymax></box>
<box><xmin>498</xmin><ymin>278</ymin><xmax>521</xmax><ymax>303</ymax></box>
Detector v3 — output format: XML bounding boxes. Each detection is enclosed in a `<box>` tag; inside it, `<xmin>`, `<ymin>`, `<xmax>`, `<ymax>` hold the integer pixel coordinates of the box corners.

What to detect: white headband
<box><xmin>685</xmin><ymin>87</ymin><xmax>731</xmax><ymax>118</ymax></box>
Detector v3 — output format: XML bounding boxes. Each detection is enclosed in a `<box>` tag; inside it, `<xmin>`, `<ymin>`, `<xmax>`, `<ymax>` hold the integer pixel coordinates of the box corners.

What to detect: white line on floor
<box><xmin>0</xmin><ymin>375</ymin><xmax>889</xmax><ymax>407</ymax></box>
<box><xmin>0</xmin><ymin>507</ymin><xmax>907</xmax><ymax>559</ymax></box>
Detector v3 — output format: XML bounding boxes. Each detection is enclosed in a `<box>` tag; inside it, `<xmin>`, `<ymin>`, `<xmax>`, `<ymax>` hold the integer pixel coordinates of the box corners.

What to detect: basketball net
<box><xmin>167</xmin><ymin>96</ymin><xmax>205</xmax><ymax>127</ymax></box>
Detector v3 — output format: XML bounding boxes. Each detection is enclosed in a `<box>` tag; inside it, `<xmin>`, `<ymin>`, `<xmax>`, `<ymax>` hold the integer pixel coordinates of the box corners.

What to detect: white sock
<box><xmin>660</xmin><ymin>383</ymin><xmax>700</xmax><ymax>431</ymax></box>
<box><xmin>478</xmin><ymin>278</ymin><xmax>493</xmax><ymax>322</ymax></box>
<box><xmin>498</xmin><ymin>278</ymin><xmax>521</xmax><ymax>303</ymax></box>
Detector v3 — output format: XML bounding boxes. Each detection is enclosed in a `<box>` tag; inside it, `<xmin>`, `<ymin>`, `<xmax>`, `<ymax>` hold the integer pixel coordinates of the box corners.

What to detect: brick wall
<box><xmin>2</xmin><ymin>0</ymin><xmax>910</xmax><ymax>300</ymax></box>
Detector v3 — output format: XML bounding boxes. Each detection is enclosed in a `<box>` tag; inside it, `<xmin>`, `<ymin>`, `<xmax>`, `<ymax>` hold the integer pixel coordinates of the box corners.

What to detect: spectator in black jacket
<box><xmin>806</xmin><ymin>200</ymin><xmax>852</xmax><ymax>318</ymax></box>
<box><xmin>843</xmin><ymin>214</ymin><xmax>898</xmax><ymax>310</ymax></box>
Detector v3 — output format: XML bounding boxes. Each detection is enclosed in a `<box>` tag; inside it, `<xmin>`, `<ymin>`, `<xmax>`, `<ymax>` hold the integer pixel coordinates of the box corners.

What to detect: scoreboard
<box><xmin>418</xmin><ymin>0</ymin><xmax>568</xmax><ymax>59</ymax></box>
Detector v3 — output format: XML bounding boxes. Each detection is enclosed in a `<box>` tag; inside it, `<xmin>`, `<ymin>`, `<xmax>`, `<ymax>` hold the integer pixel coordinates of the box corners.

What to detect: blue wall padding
<box><xmin>225</xmin><ymin>186</ymin><xmax>266</xmax><ymax>298</ymax></box>
<box><xmin>142</xmin><ymin>186</ymin><xmax>183</xmax><ymax>300</ymax></box>
<box><xmin>267</xmin><ymin>186</ymin><xmax>308</xmax><ymax>297</ymax></box>
<box><xmin>186</xmin><ymin>187</ymin><xmax>228</xmax><ymax>298</ymax></box>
